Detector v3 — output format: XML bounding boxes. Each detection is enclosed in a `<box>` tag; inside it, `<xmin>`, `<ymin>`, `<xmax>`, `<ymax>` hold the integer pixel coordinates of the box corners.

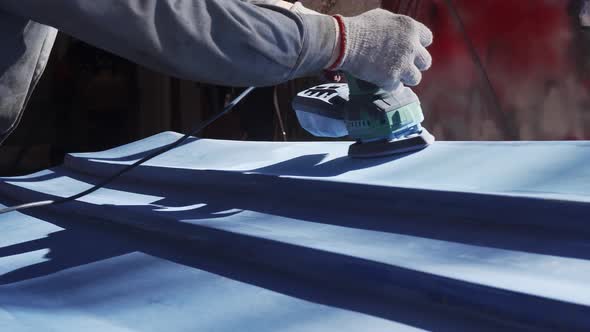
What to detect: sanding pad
<box><xmin>348</xmin><ymin>129</ymin><xmax>435</xmax><ymax>158</ymax></box>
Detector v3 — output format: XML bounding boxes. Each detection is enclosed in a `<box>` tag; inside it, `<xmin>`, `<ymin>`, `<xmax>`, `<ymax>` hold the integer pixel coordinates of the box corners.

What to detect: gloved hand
<box><xmin>330</xmin><ymin>9</ymin><xmax>433</xmax><ymax>90</ymax></box>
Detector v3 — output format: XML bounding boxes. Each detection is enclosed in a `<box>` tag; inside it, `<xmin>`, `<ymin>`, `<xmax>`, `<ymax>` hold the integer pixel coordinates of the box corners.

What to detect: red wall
<box><xmin>383</xmin><ymin>0</ymin><xmax>589</xmax><ymax>140</ymax></box>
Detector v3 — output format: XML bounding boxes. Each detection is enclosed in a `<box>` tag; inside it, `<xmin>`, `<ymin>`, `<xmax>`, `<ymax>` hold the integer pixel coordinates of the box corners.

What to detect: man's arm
<box><xmin>0</xmin><ymin>0</ymin><xmax>337</xmax><ymax>87</ymax></box>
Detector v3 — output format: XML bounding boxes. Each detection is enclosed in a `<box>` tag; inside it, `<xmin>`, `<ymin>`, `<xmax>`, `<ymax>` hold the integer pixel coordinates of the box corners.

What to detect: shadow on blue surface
<box><xmin>2</xmin><ymin>150</ymin><xmax>590</xmax><ymax>330</ymax></box>
<box><xmin>249</xmin><ymin>153</ymin><xmax>407</xmax><ymax>177</ymax></box>
<box><xmin>0</xmin><ymin>205</ymin><xmax>519</xmax><ymax>331</ymax></box>
<box><xmin>4</xmin><ymin>156</ymin><xmax>590</xmax><ymax>262</ymax></box>
<box><xmin>80</xmin><ymin>161</ymin><xmax>590</xmax><ymax>259</ymax></box>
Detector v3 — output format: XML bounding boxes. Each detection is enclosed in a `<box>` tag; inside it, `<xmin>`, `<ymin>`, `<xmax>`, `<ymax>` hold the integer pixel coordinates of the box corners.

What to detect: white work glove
<box><xmin>331</xmin><ymin>9</ymin><xmax>433</xmax><ymax>90</ymax></box>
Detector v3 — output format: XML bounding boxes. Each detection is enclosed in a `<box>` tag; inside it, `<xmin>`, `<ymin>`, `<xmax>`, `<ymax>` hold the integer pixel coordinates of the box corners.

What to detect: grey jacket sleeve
<box><xmin>0</xmin><ymin>0</ymin><xmax>336</xmax><ymax>87</ymax></box>
<box><xmin>0</xmin><ymin>11</ymin><xmax>56</xmax><ymax>144</ymax></box>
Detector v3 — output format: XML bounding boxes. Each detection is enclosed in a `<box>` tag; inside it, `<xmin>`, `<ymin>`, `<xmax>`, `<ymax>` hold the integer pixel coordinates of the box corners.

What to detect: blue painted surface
<box><xmin>1</xmin><ymin>132</ymin><xmax>589</xmax><ymax>331</ymax></box>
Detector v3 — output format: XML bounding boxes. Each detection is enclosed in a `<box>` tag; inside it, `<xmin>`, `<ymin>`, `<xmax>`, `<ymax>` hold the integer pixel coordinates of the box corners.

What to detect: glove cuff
<box><xmin>326</xmin><ymin>15</ymin><xmax>347</xmax><ymax>71</ymax></box>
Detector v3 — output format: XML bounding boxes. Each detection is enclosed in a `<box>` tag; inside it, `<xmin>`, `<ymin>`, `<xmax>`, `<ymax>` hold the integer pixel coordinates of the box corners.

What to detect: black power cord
<box><xmin>0</xmin><ymin>87</ymin><xmax>256</xmax><ymax>215</ymax></box>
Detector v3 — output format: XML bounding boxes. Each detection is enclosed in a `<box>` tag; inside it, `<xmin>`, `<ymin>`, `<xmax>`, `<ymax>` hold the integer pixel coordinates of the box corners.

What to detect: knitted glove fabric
<box><xmin>336</xmin><ymin>9</ymin><xmax>433</xmax><ymax>90</ymax></box>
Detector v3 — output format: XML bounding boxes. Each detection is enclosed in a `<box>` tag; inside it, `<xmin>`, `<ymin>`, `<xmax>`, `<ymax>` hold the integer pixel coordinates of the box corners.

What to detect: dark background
<box><xmin>1</xmin><ymin>0</ymin><xmax>588</xmax><ymax>176</ymax></box>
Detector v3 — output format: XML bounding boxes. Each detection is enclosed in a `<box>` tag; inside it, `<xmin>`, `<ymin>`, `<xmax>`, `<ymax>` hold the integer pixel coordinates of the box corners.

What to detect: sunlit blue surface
<box><xmin>1</xmin><ymin>132</ymin><xmax>589</xmax><ymax>330</ymax></box>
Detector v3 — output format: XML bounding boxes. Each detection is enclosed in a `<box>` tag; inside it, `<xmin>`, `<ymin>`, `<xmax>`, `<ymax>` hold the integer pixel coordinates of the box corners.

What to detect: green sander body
<box><xmin>293</xmin><ymin>76</ymin><xmax>435</xmax><ymax>158</ymax></box>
